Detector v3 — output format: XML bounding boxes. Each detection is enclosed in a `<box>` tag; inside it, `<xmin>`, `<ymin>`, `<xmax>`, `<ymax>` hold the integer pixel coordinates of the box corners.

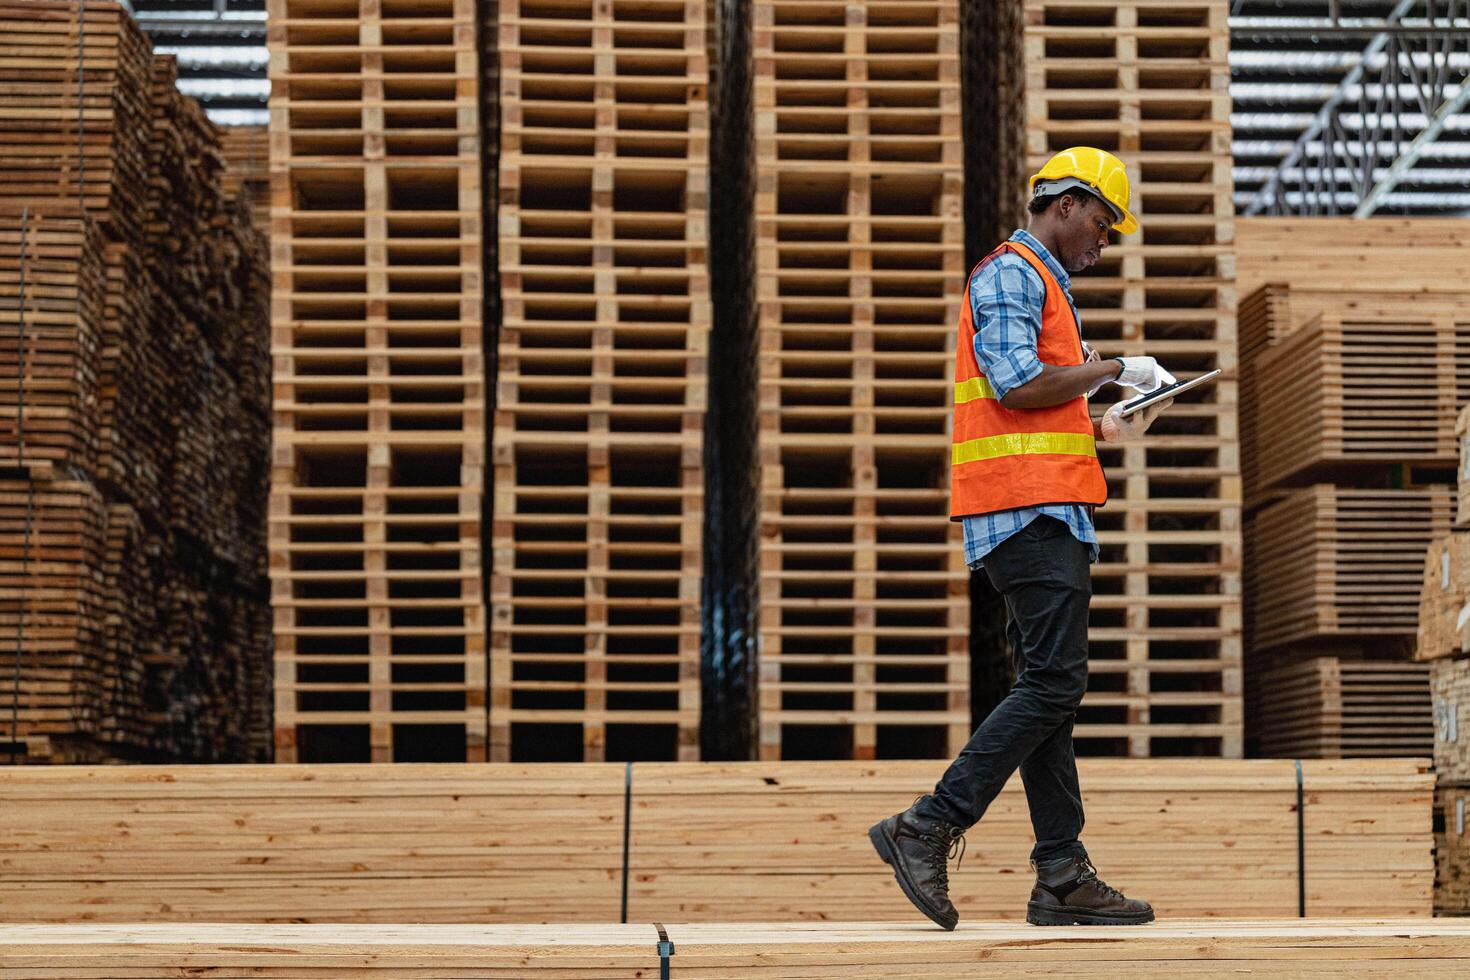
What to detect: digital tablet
<box><xmin>1117</xmin><ymin>369</ymin><xmax>1222</xmax><ymax>417</ymax></box>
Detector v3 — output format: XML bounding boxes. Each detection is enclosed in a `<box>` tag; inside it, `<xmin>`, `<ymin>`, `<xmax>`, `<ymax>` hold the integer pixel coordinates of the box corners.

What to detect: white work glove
<box><xmin>1113</xmin><ymin>356</ymin><xmax>1176</xmax><ymax>394</ymax></box>
<box><xmin>1100</xmin><ymin>398</ymin><xmax>1172</xmax><ymax>443</ymax></box>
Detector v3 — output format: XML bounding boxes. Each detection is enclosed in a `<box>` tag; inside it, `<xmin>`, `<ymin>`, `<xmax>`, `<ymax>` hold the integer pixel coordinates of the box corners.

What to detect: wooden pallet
<box><xmin>1248</xmin><ymin>485</ymin><xmax>1453</xmax><ymax>652</ymax></box>
<box><xmin>751</xmin><ymin>0</ymin><xmax>970</xmax><ymax>762</ymax></box>
<box><xmin>1438</xmin><ymin>783</ymin><xmax>1470</xmax><ymax>916</ymax></box>
<box><xmin>1256</xmin><ymin>657</ymin><xmax>1432</xmax><ymax>759</ymax></box>
<box><xmin>490</xmin><ymin>0</ymin><xmax>709</xmax><ymax>762</ymax></box>
<box><xmin>4</xmin><ymin>919</ymin><xmax>1470</xmax><ymax>977</ymax></box>
<box><xmin>0</xmin><ymin>758</ymin><xmax>1433</xmax><ymax>922</ymax></box>
<box><xmin>1433</xmin><ymin>658</ymin><xmax>1470</xmax><ymax>784</ymax></box>
<box><xmin>1024</xmin><ymin>0</ymin><xmax>1241</xmax><ymax>758</ymax></box>
<box><xmin>1236</xmin><ymin>217</ymin><xmax>1470</xmax><ymax>297</ymax></box>
<box><xmin>267</xmin><ymin>0</ymin><xmax>488</xmax><ymax>762</ymax></box>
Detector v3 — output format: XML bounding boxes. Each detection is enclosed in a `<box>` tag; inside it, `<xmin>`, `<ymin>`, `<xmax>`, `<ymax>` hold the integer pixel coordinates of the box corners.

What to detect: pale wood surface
<box><xmin>0</xmin><ymin>919</ymin><xmax>1468</xmax><ymax>978</ymax></box>
<box><xmin>0</xmin><ymin>759</ymin><xmax>1432</xmax><ymax>923</ymax></box>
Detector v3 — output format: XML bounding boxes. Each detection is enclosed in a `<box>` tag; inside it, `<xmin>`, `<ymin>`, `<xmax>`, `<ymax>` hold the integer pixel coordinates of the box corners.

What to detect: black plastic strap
<box><xmin>620</xmin><ymin>762</ymin><xmax>632</xmax><ymax>923</ymax></box>
<box><xmin>654</xmin><ymin>922</ymin><xmax>674</xmax><ymax>980</ymax></box>
<box><xmin>1295</xmin><ymin>758</ymin><xmax>1306</xmax><ymax>917</ymax></box>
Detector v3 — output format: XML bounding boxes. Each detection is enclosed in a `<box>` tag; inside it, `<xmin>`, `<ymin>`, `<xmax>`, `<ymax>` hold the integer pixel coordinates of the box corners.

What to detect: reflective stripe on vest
<box><xmin>952</xmin><ymin>431</ymin><xmax>1098</xmax><ymax>467</ymax></box>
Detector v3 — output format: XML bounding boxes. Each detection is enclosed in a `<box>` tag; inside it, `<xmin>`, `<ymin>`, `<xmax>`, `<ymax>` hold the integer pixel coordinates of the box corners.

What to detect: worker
<box><xmin>868</xmin><ymin>147</ymin><xmax>1172</xmax><ymax>929</ymax></box>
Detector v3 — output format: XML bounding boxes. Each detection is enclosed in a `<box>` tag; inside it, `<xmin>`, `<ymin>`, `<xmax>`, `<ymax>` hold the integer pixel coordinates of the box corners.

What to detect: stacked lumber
<box><xmin>1236</xmin><ymin>217</ymin><xmax>1470</xmax><ymax>296</ymax></box>
<box><xmin>217</xmin><ymin>124</ymin><xmax>269</xmax><ymax>237</ymax></box>
<box><xmin>751</xmin><ymin>0</ymin><xmax>970</xmax><ymax>762</ymax></box>
<box><xmin>1238</xmin><ymin>230</ymin><xmax>1470</xmax><ymax>757</ymax></box>
<box><xmin>0</xmin><ymin>759</ymin><xmax>1433</xmax><ymax>922</ymax></box>
<box><xmin>1256</xmin><ymin>658</ymin><xmax>1432</xmax><ymax>760</ymax></box>
<box><xmin>1024</xmin><ymin>0</ymin><xmax>1241</xmax><ymax>757</ymax></box>
<box><xmin>4</xmin><ymin>920</ymin><xmax>1470</xmax><ymax>978</ymax></box>
<box><xmin>267</xmin><ymin>0</ymin><xmax>488</xmax><ymax>762</ymax></box>
<box><xmin>1252</xmin><ymin>308</ymin><xmax>1470</xmax><ymax>491</ymax></box>
<box><xmin>1440</xmin><ymin>784</ymin><xmax>1470</xmax><ymax>915</ymax></box>
<box><xmin>1460</xmin><ymin>404</ymin><xmax>1470</xmax><ymax>526</ymax></box>
<box><xmin>0</xmin><ymin>2</ymin><xmax>271</xmax><ymax>763</ymax></box>
<box><xmin>1249</xmin><ymin>486</ymin><xmax>1452</xmax><ymax>653</ymax></box>
<box><xmin>489</xmin><ymin>0</ymin><xmax>708</xmax><ymax>762</ymax></box>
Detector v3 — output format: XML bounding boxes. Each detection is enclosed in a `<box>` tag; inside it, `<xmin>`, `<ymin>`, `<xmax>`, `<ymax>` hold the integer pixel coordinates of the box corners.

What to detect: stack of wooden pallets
<box><xmin>1237</xmin><ymin>224</ymin><xmax>1465</xmax><ymax>760</ymax></box>
<box><xmin>0</xmin><ymin>1</ymin><xmax>271</xmax><ymax>763</ymax></box>
<box><xmin>1418</xmin><ymin>410</ymin><xmax>1470</xmax><ymax>914</ymax></box>
<box><xmin>1022</xmin><ymin>0</ymin><xmax>1241</xmax><ymax>757</ymax></box>
<box><xmin>267</xmin><ymin>0</ymin><xmax>488</xmax><ymax>763</ymax></box>
<box><xmin>748</xmin><ymin>0</ymin><xmax>970</xmax><ymax>761</ymax></box>
<box><xmin>490</xmin><ymin>0</ymin><xmax>708</xmax><ymax>762</ymax></box>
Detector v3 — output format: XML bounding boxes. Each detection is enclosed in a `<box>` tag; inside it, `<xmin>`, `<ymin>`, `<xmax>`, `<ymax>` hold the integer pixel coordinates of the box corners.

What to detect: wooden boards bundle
<box><xmin>0</xmin><ymin>2</ymin><xmax>271</xmax><ymax>763</ymax></box>
<box><xmin>2</xmin><ymin>920</ymin><xmax>1470</xmax><ymax>978</ymax></box>
<box><xmin>1248</xmin><ymin>486</ymin><xmax>1452</xmax><ymax>652</ymax></box>
<box><xmin>0</xmin><ymin>758</ymin><xmax>1433</xmax><ymax>922</ymax></box>
<box><xmin>1252</xmin><ymin>308</ymin><xmax>1470</xmax><ymax>490</ymax></box>
<box><xmin>267</xmin><ymin>0</ymin><xmax>488</xmax><ymax>763</ymax></box>
<box><xmin>1418</xmin><ymin>532</ymin><xmax>1470</xmax><ymax>662</ymax></box>
<box><xmin>1256</xmin><ymin>657</ymin><xmax>1432</xmax><ymax>759</ymax></box>
<box><xmin>1023</xmin><ymin>0</ymin><xmax>1242</xmax><ymax>758</ymax></box>
<box><xmin>1236</xmin><ymin>217</ymin><xmax>1470</xmax><ymax>297</ymax></box>
<box><xmin>489</xmin><ymin>0</ymin><xmax>709</xmax><ymax>762</ymax></box>
<box><xmin>1433</xmin><ymin>657</ymin><xmax>1470</xmax><ymax>783</ymax></box>
<box><xmin>751</xmin><ymin>0</ymin><xmax>970</xmax><ymax>762</ymax></box>
<box><xmin>1439</xmin><ymin>784</ymin><xmax>1470</xmax><ymax>916</ymax></box>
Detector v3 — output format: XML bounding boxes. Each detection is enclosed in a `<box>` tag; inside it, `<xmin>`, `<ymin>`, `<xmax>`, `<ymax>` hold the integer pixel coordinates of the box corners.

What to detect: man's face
<box><xmin>1054</xmin><ymin>194</ymin><xmax>1114</xmax><ymax>274</ymax></box>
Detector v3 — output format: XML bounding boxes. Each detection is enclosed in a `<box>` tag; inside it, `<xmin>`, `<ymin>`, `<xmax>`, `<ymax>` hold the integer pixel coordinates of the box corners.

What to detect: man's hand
<box><xmin>1099</xmin><ymin>398</ymin><xmax>1172</xmax><ymax>443</ymax></box>
<box><xmin>1113</xmin><ymin>356</ymin><xmax>1175</xmax><ymax>393</ymax></box>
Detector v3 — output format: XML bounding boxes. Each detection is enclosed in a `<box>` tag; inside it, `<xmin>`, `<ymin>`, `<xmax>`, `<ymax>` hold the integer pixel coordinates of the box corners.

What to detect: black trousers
<box><xmin>916</xmin><ymin>515</ymin><xmax>1090</xmax><ymax>865</ymax></box>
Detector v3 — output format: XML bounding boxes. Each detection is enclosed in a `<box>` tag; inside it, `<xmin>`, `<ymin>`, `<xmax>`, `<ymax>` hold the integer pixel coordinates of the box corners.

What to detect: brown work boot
<box><xmin>868</xmin><ymin>799</ymin><xmax>966</xmax><ymax>930</ymax></box>
<box><xmin>1026</xmin><ymin>855</ymin><xmax>1154</xmax><ymax>925</ymax></box>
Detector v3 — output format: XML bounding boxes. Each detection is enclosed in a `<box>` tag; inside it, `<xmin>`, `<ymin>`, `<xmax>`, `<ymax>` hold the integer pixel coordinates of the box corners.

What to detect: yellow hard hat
<box><xmin>1029</xmin><ymin>147</ymin><xmax>1138</xmax><ymax>235</ymax></box>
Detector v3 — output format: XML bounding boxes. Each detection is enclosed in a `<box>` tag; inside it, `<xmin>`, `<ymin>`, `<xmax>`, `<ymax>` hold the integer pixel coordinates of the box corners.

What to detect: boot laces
<box><xmin>921</xmin><ymin>824</ymin><xmax>966</xmax><ymax>888</ymax></box>
<box><xmin>1078</xmin><ymin>859</ymin><xmax>1126</xmax><ymax>902</ymax></box>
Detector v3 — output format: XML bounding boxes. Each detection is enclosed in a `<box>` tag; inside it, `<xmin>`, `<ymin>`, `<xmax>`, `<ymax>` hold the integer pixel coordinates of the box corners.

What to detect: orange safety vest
<box><xmin>951</xmin><ymin>240</ymin><xmax>1107</xmax><ymax>520</ymax></box>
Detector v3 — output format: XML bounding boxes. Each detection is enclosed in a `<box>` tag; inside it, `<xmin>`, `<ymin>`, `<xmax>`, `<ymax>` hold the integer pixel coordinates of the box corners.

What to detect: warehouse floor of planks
<box><xmin>4</xmin><ymin>920</ymin><xmax>1470</xmax><ymax>978</ymax></box>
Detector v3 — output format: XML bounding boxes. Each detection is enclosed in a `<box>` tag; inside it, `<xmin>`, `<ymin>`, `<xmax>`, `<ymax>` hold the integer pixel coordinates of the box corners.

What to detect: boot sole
<box><xmin>1026</xmin><ymin>902</ymin><xmax>1155</xmax><ymax>926</ymax></box>
<box><xmin>868</xmin><ymin>822</ymin><xmax>958</xmax><ymax>931</ymax></box>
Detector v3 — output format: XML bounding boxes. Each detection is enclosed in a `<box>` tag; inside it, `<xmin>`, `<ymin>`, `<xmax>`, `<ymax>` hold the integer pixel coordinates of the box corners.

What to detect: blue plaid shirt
<box><xmin>961</xmin><ymin>229</ymin><xmax>1100</xmax><ymax>569</ymax></box>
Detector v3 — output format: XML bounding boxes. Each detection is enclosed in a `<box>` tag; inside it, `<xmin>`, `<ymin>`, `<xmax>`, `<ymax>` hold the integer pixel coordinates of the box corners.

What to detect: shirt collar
<box><xmin>1009</xmin><ymin>229</ymin><xmax>1072</xmax><ymax>292</ymax></box>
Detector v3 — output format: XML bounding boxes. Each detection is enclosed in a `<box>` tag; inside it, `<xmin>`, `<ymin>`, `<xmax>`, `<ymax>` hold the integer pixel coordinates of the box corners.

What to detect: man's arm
<box><xmin>972</xmin><ymin>257</ymin><xmax>1120</xmax><ymax>410</ymax></box>
<box><xmin>1001</xmin><ymin>360</ymin><xmax>1122</xmax><ymax>410</ymax></box>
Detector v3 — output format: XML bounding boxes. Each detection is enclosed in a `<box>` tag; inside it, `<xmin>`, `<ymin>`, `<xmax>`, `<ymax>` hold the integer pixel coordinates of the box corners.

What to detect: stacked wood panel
<box><xmin>750</xmin><ymin>0</ymin><xmax>969</xmax><ymax>761</ymax></box>
<box><xmin>1238</xmin><ymin>227</ymin><xmax>1469</xmax><ymax>760</ymax></box>
<box><xmin>1256</xmin><ymin>658</ymin><xmax>1433</xmax><ymax>760</ymax></box>
<box><xmin>267</xmin><ymin>0</ymin><xmax>487</xmax><ymax>762</ymax></box>
<box><xmin>1023</xmin><ymin>0</ymin><xmax>1241</xmax><ymax>757</ymax></box>
<box><xmin>0</xmin><ymin>758</ymin><xmax>1432</xmax><ymax>922</ymax></box>
<box><xmin>490</xmin><ymin>0</ymin><xmax>708</xmax><ymax>762</ymax></box>
<box><xmin>1</xmin><ymin>1</ymin><xmax>270</xmax><ymax>763</ymax></box>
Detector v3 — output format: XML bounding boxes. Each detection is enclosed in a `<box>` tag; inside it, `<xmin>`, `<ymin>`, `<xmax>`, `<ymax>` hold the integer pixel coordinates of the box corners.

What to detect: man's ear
<box><xmin>1056</xmin><ymin>193</ymin><xmax>1075</xmax><ymax>220</ymax></box>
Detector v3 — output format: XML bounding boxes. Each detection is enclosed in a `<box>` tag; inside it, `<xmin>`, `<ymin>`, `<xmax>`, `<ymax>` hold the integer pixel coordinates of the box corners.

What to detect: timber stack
<box><xmin>0</xmin><ymin>1</ymin><xmax>271</xmax><ymax>763</ymax></box>
<box><xmin>1237</xmin><ymin>217</ymin><xmax>1463</xmax><ymax>764</ymax></box>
